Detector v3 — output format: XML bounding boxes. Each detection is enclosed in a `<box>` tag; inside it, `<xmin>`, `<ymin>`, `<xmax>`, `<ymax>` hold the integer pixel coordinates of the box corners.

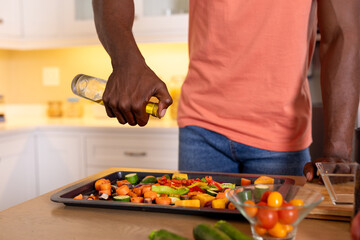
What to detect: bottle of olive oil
<box><xmin>71</xmin><ymin>74</ymin><xmax>159</xmax><ymax>117</ymax></box>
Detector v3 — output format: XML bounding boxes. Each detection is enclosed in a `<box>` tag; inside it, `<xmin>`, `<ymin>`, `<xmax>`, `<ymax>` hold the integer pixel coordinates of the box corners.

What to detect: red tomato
<box><xmin>256</xmin><ymin>207</ymin><xmax>278</xmax><ymax>229</ymax></box>
<box><xmin>278</xmin><ymin>203</ymin><xmax>298</xmax><ymax>225</ymax></box>
<box><xmin>267</xmin><ymin>191</ymin><xmax>283</xmax><ymax>207</ymax></box>
<box><xmin>260</xmin><ymin>190</ymin><xmax>271</xmax><ymax>203</ymax></box>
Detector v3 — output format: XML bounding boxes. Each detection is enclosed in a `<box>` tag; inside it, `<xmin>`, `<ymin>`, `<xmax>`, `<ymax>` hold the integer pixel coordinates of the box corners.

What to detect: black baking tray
<box><xmin>51</xmin><ymin>169</ymin><xmax>296</xmax><ymax>217</ymax></box>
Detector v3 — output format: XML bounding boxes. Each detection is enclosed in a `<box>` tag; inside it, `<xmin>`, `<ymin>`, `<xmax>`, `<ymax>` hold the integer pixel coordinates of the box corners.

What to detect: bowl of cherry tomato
<box><xmin>226</xmin><ymin>184</ymin><xmax>323</xmax><ymax>240</ymax></box>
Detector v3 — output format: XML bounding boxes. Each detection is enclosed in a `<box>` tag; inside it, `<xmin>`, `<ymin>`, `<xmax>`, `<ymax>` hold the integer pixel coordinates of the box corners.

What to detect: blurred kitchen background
<box><xmin>0</xmin><ymin>0</ymin><xmax>358</xmax><ymax>211</ymax></box>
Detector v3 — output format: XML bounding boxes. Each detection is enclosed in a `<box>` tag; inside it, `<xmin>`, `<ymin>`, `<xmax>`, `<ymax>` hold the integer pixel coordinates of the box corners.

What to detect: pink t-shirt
<box><xmin>178</xmin><ymin>0</ymin><xmax>318</xmax><ymax>151</ymax></box>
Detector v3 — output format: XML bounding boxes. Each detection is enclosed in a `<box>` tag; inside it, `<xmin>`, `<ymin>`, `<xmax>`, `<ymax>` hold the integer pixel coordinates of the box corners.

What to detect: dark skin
<box><xmin>92</xmin><ymin>0</ymin><xmax>360</xmax><ymax>181</ymax></box>
<box><xmin>304</xmin><ymin>0</ymin><xmax>360</xmax><ymax>182</ymax></box>
<box><xmin>92</xmin><ymin>0</ymin><xmax>172</xmax><ymax>126</ymax></box>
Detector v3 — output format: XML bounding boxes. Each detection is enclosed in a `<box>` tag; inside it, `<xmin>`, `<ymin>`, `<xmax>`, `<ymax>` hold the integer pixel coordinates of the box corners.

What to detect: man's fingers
<box><xmin>303</xmin><ymin>162</ymin><xmax>315</xmax><ymax>181</ymax></box>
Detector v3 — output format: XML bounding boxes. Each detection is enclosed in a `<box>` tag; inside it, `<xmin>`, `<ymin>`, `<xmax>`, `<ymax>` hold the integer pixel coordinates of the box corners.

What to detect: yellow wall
<box><xmin>0</xmin><ymin>43</ymin><xmax>188</xmax><ymax>104</ymax></box>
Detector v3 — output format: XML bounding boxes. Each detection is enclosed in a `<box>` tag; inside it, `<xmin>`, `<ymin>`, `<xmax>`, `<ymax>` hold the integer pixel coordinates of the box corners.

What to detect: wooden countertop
<box><xmin>0</xmin><ymin>169</ymin><xmax>352</xmax><ymax>240</ymax></box>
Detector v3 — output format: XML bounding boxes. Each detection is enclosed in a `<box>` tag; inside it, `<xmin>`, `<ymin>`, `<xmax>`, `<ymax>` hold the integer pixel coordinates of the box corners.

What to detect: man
<box><xmin>92</xmin><ymin>0</ymin><xmax>360</xmax><ymax>180</ymax></box>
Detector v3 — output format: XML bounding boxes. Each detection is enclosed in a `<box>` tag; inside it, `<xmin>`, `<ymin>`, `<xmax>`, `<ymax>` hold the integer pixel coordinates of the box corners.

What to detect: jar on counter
<box><xmin>47</xmin><ymin>101</ymin><xmax>63</xmax><ymax>118</ymax></box>
<box><xmin>0</xmin><ymin>95</ymin><xmax>5</xmax><ymax>122</ymax></box>
<box><xmin>64</xmin><ymin>97</ymin><xmax>83</xmax><ymax>118</ymax></box>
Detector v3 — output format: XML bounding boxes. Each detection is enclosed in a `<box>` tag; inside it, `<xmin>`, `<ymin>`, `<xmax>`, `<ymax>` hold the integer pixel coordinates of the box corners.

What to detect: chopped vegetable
<box><xmin>212</xmin><ymin>199</ymin><xmax>227</xmax><ymax>209</ymax></box>
<box><xmin>254</xmin><ymin>184</ymin><xmax>270</xmax><ymax>202</ymax></box>
<box><xmin>220</xmin><ymin>183</ymin><xmax>235</xmax><ymax>189</ymax></box>
<box><xmin>155</xmin><ymin>197</ymin><xmax>172</xmax><ymax>205</ymax></box>
<box><xmin>113</xmin><ymin>195</ymin><xmax>130</xmax><ymax>202</ymax></box>
<box><xmin>151</xmin><ymin>185</ymin><xmax>190</xmax><ymax>196</ymax></box>
<box><xmin>141</xmin><ymin>176</ymin><xmax>157</xmax><ymax>184</ymax></box>
<box><xmin>73</xmin><ymin>194</ymin><xmax>83</xmax><ymax>199</ymax></box>
<box><xmin>116</xmin><ymin>185</ymin><xmax>130</xmax><ymax>195</ymax></box>
<box><xmin>238</xmin><ymin>190</ymin><xmax>252</xmax><ymax>202</ymax></box>
<box><xmin>99</xmin><ymin>192</ymin><xmax>109</xmax><ymax>200</ymax></box>
<box><xmin>191</xmin><ymin>194</ymin><xmax>215</xmax><ymax>207</ymax></box>
<box><xmin>174</xmin><ymin>199</ymin><xmax>201</xmax><ymax>208</ymax></box>
<box><xmin>144</xmin><ymin>191</ymin><xmax>158</xmax><ymax>201</ymax></box>
<box><xmin>254</xmin><ymin>176</ymin><xmax>274</xmax><ymax>185</ymax></box>
<box><xmin>172</xmin><ymin>173</ymin><xmax>188</xmax><ymax>180</ymax></box>
<box><xmin>125</xmin><ymin>173</ymin><xmax>139</xmax><ymax>184</ymax></box>
<box><xmin>131</xmin><ymin>197</ymin><xmax>144</xmax><ymax>203</ymax></box>
<box><xmin>241</xmin><ymin>178</ymin><xmax>251</xmax><ymax>186</ymax></box>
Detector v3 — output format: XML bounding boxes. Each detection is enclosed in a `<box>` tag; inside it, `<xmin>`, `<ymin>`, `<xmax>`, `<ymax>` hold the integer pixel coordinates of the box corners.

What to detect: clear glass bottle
<box><xmin>71</xmin><ymin>74</ymin><xmax>159</xmax><ymax>118</ymax></box>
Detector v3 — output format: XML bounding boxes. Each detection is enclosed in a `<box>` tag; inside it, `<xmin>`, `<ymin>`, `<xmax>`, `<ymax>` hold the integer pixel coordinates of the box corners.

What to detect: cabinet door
<box><xmin>58</xmin><ymin>0</ymin><xmax>97</xmax><ymax>37</ymax></box>
<box><xmin>0</xmin><ymin>0</ymin><xmax>22</xmax><ymax>38</ymax></box>
<box><xmin>85</xmin><ymin>130</ymin><xmax>179</xmax><ymax>176</ymax></box>
<box><xmin>36</xmin><ymin>132</ymin><xmax>84</xmax><ymax>195</ymax></box>
<box><xmin>0</xmin><ymin>134</ymin><xmax>36</xmax><ymax>211</ymax></box>
<box><xmin>133</xmin><ymin>0</ymin><xmax>189</xmax><ymax>43</ymax></box>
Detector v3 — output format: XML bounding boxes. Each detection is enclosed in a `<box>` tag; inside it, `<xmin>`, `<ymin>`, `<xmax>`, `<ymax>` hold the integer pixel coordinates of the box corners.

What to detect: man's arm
<box><xmin>304</xmin><ymin>0</ymin><xmax>360</xmax><ymax>181</ymax></box>
<box><xmin>92</xmin><ymin>0</ymin><xmax>172</xmax><ymax>126</ymax></box>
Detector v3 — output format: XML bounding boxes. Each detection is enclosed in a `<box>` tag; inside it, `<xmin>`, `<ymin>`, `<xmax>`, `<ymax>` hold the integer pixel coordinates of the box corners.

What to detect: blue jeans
<box><xmin>179</xmin><ymin>126</ymin><xmax>310</xmax><ymax>176</ymax></box>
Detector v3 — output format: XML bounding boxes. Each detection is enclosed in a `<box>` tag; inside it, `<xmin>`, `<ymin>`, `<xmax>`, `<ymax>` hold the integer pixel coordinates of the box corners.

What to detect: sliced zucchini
<box><xmin>140</xmin><ymin>175</ymin><xmax>157</xmax><ymax>184</ymax></box>
<box><xmin>113</xmin><ymin>195</ymin><xmax>131</xmax><ymax>202</ymax></box>
<box><xmin>125</xmin><ymin>173</ymin><xmax>139</xmax><ymax>184</ymax></box>
<box><xmin>254</xmin><ymin>184</ymin><xmax>270</xmax><ymax>202</ymax></box>
<box><xmin>206</xmin><ymin>189</ymin><xmax>218</xmax><ymax>197</ymax></box>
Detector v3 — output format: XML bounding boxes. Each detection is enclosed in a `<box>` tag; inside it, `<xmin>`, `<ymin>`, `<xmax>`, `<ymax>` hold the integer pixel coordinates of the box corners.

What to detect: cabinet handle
<box><xmin>124</xmin><ymin>151</ymin><xmax>147</xmax><ymax>157</ymax></box>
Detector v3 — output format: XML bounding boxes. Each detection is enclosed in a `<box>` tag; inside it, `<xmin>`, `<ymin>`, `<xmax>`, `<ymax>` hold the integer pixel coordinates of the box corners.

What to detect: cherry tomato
<box><xmin>278</xmin><ymin>202</ymin><xmax>298</xmax><ymax>225</ymax></box>
<box><xmin>268</xmin><ymin>222</ymin><xmax>287</xmax><ymax>238</ymax></box>
<box><xmin>256</xmin><ymin>206</ymin><xmax>278</xmax><ymax>229</ymax></box>
<box><xmin>244</xmin><ymin>200</ymin><xmax>258</xmax><ymax>217</ymax></box>
<box><xmin>260</xmin><ymin>190</ymin><xmax>271</xmax><ymax>203</ymax></box>
<box><xmin>289</xmin><ymin>198</ymin><xmax>304</xmax><ymax>206</ymax></box>
<box><xmin>283</xmin><ymin>224</ymin><xmax>294</xmax><ymax>233</ymax></box>
<box><xmin>254</xmin><ymin>224</ymin><xmax>267</xmax><ymax>236</ymax></box>
<box><xmin>267</xmin><ymin>191</ymin><xmax>283</xmax><ymax>207</ymax></box>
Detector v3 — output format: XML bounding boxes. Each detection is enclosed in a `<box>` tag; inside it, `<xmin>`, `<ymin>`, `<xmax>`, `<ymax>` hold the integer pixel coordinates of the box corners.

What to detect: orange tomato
<box><xmin>254</xmin><ymin>224</ymin><xmax>267</xmax><ymax>235</ymax></box>
<box><xmin>289</xmin><ymin>199</ymin><xmax>304</xmax><ymax>206</ymax></box>
<box><xmin>267</xmin><ymin>191</ymin><xmax>283</xmax><ymax>207</ymax></box>
<box><xmin>268</xmin><ymin>222</ymin><xmax>287</xmax><ymax>238</ymax></box>
<box><xmin>244</xmin><ymin>200</ymin><xmax>258</xmax><ymax>217</ymax></box>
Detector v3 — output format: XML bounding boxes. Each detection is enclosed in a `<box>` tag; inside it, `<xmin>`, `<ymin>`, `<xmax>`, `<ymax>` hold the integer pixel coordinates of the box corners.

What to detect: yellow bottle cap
<box><xmin>146</xmin><ymin>102</ymin><xmax>159</xmax><ymax>118</ymax></box>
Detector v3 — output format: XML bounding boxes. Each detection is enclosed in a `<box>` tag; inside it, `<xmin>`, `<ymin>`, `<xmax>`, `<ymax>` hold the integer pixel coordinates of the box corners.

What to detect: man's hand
<box><xmin>103</xmin><ymin>61</ymin><xmax>172</xmax><ymax>126</ymax></box>
<box><xmin>303</xmin><ymin>157</ymin><xmax>352</xmax><ymax>184</ymax></box>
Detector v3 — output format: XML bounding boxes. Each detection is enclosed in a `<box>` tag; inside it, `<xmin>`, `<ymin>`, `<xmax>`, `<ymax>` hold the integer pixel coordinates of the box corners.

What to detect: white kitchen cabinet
<box><xmin>133</xmin><ymin>0</ymin><xmax>189</xmax><ymax>43</ymax></box>
<box><xmin>0</xmin><ymin>0</ymin><xmax>188</xmax><ymax>49</ymax></box>
<box><xmin>0</xmin><ymin>132</ymin><xmax>37</xmax><ymax>211</ymax></box>
<box><xmin>85</xmin><ymin>128</ymin><xmax>179</xmax><ymax>176</ymax></box>
<box><xmin>35</xmin><ymin>131</ymin><xmax>84</xmax><ymax>195</ymax></box>
<box><xmin>0</xmin><ymin>0</ymin><xmax>22</xmax><ymax>38</ymax></box>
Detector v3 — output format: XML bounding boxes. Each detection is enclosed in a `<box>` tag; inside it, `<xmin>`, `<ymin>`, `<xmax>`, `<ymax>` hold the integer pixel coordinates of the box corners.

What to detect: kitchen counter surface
<box><xmin>0</xmin><ymin>168</ymin><xmax>352</xmax><ymax>240</ymax></box>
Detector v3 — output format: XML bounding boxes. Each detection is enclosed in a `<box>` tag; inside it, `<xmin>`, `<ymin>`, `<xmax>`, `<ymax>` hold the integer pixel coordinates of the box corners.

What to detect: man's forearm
<box><xmin>92</xmin><ymin>0</ymin><xmax>144</xmax><ymax>67</ymax></box>
<box><xmin>318</xmin><ymin>0</ymin><xmax>360</xmax><ymax>161</ymax></box>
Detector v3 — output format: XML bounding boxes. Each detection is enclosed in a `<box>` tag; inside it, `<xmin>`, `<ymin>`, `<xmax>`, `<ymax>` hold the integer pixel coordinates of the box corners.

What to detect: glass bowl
<box><xmin>315</xmin><ymin>162</ymin><xmax>358</xmax><ymax>205</ymax></box>
<box><xmin>226</xmin><ymin>184</ymin><xmax>323</xmax><ymax>240</ymax></box>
